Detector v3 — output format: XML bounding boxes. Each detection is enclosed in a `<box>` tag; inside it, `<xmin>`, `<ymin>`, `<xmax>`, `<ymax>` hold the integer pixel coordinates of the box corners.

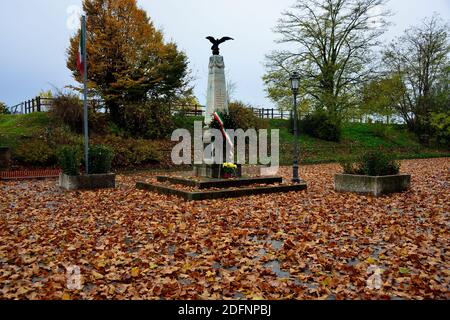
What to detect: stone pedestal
<box><xmin>205</xmin><ymin>55</ymin><xmax>228</xmax><ymax>124</ymax></box>
<box><xmin>194</xmin><ymin>164</ymin><xmax>242</xmax><ymax>179</ymax></box>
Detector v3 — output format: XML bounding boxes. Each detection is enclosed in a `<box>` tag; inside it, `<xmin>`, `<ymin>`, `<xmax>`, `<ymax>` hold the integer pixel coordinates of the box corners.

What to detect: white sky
<box><xmin>0</xmin><ymin>0</ymin><xmax>449</xmax><ymax>107</ymax></box>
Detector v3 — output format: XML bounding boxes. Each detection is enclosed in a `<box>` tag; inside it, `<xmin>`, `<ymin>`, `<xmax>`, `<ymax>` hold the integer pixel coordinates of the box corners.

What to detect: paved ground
<box><xmin>0</xmin><ymin>158</ymin><xmax>448</xmax><ymax>300</ymax></box>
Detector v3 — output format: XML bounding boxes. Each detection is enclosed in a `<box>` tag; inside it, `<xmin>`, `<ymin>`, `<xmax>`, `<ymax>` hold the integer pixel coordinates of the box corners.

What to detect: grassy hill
<box><xmin>0</xmin><ymin>113</ymin><xmax>448</xmax><ymax>167</ymax></box>
<box><xmin>0</xmin><ymin>113</ymin><xmax>50</xmax><ymax>148</ymax></box>
<box><xmin>268</xmin><ymin>119</ymin><xmax>448</xmax><ymax>164</ymax></box>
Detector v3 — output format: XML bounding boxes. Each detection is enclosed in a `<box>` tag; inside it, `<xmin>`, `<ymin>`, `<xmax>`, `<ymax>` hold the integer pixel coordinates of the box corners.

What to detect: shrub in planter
<box><xmin>57</xmin><ymin>146</ymin><xmax>82</xmax><ymax>176</ymax></box>
<box><xmin>341</xmin><ymin>151</ymin><xmax>400</xmax><ymax>176</ymax></box>
<box><xmin>58</xmin><ymin>145</ymin><xmax>116</xmax><ymax>190</ymax></box>
<box><xmin>89</xmin><ymin>145</ymin><xmax>114</xmax><ymax>174</ymax></box>
<box><xmin>358</xmin><ymin>152</ymin><xmax>400</xmax><ymax>176</ymax></box>
<box><xmin>336</xmin><ymin>151</ymin><xmax>408</xmax><ymax>196</ymax></box>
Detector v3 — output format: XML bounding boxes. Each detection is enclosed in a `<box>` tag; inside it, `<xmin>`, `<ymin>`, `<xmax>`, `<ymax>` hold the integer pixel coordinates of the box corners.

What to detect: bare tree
<box><xmin>226</xmin><ymin>77</ymin><xmax>238</xmax><ymax>104</ymax></box>
<box><xmin>383</xmin><ymin>15</ymin><xmax>450</xmax><ymax>132</ymax></box>
<box><xmin>264</xmin><ymin>0</ymin><xmax>391</xmax><ymax>118</ymax></box>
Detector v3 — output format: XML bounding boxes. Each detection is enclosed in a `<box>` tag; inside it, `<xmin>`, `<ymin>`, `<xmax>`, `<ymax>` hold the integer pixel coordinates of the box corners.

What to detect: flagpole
<box><xmin>82</xmin><ymin>15</ymin><xmax>89</xmax><ymax>175</ymax></box>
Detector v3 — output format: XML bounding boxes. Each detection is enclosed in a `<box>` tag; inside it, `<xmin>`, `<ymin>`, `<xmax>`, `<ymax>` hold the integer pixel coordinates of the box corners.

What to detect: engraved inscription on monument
<box><xmin>206</xmin><ymin>55</ymin><xmax>228</xmax><ymax>123</ymax></box>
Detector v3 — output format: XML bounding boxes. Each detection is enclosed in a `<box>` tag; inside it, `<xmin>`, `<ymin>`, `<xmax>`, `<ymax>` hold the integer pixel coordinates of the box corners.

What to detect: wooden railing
<box><xmin>9</xmin><ymin>97</ymin><xmax>205</xmax><ymax>117</ymax></box>
<box><xmin>9</xmin><ymin>97</ymin><xmax>293</xmax><ymax>120</ymax></box>
<box><xmin>250</xmin><ymin>107</ymin><xmax>293</xmax><ymax>119</ymax></box>
<box><xmin>9</xmin><ymin>97</ymin><xmax>52</xmax><ymax>114</ymax></box>
<box><xmin>170</xmin><ymin>105</ymin><xmax>204</xmax><ymax>117</ymax></box>
<box><xmin>9</xmin><ymin>97</ymin><xmax>107</xmax><ymax>115</ymax></box>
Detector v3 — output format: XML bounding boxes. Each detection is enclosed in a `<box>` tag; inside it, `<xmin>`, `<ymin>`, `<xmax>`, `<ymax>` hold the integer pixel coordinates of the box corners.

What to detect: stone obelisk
<box><xmin>205</xmin><ymin>55</ymin><xmax>228</xmax><ymax>124</ymax></box>
<box><xmin>204</xmin><ymin>36</ymin><xmax>233</xmax><ymax>124</ymax></box>
<box><xmin>195</xmin><ymin>37</ymin><xmax>235</xmax><ymax>178</ymax></box>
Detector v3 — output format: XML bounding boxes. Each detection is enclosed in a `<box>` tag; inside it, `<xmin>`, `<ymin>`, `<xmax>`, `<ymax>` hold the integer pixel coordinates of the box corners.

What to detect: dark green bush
<box><xmin>340</xmin><ymin>151</ymin><xmax>400</xmax><ymax>176</ymax></box>
<box><xmin>209</xmin><ymin>102</ymin><xmax>268</xmax><ymax>131</ymax></box>
<box><xmin>92</xmin><ymin>135</ymin><xmax>161</xmax><ymax>167</ymax></box>
<box><xmin>14</xmin><ymin>139</ymin><xmax>57</xmax><ymax>166</ymax></box>
<box><xmin>57</xmin><ymin>146</ymin><xmax>82</xmax><ymax>175</ymax></box>
<box><xmin>430</xmin><ymin>112</ymin><xmax>450</xmax><ymax>147</ymax></box>
<box><xmin>229</xmin><ymin>102</ymin><xmax>268</xmax><ymax>130</ymax></box>
<box><xmin>119</xmin><ymin>100</ymin><xmax>174</xmax><ymax>139</ymax></box>
<box><xmin>339</xmin><ymin>159</ymin><xmax>358</xmax><ymax>175</ymax></box>
<box><xmin>358</xmin><ymin>152</ymin><xmax>400</xmax><ymax>176</ymax></box>
<box><xmin>210</xmin><ymin>111</ymin><xmax>237</xmax><ymax>130</ymax></box>
<box><xmin>50</xmin><ymin>91</ymin><xmax>110</xmax><ymax>134</ymax></box>
<box><xmin>299</xmin><ymin>112</ymin><xmax>341</xmax><ymax>142</ymax></box>
<box><xmin>89</xmin><ymin>145</ymin><xmax>115</xmax><ymax>174</ymax></box>
<box><xmin>50</xmin><ymin>92</ymin><xmax>83</xmax><ymax>133</ymax></box>
<box><xmin>44</xmin><ymin>125</ymin><xmax>83</xmax><ymax>147</ymax></box>
<box><xmin>371</xmin><ymin>123</ymin><xmax>388</xmax><ymax>138</ymax></box>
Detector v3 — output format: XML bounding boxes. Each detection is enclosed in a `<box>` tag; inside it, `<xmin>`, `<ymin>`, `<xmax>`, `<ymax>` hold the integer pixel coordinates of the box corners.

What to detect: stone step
<box><xmin>156</xmin><ymin>175</ymin><xmax>283</xmax><ymax>189</ymax></box>
<box><xmin>136</xmin><ymin>181</ymin><xmax>307</xmax><ymax>201</ymax></box>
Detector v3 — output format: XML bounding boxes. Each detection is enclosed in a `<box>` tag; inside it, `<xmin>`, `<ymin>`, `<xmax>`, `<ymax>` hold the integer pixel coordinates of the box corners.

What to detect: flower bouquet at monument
<box><xmin>222</xmin><ymin>162</ymin><xmax>237</xmax><ymax>179</ymax></box>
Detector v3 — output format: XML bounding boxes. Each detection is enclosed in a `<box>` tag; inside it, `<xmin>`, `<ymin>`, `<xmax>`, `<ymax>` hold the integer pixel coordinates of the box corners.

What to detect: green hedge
<box><xmin>89</xmin><ymin>145</ymin><xmax>115</xmax><ymax>174</ymax></box>
<box><xmin>340</xmin><ymin>151</ymin><xmax>400</xmax><ymax>176</ymax></box>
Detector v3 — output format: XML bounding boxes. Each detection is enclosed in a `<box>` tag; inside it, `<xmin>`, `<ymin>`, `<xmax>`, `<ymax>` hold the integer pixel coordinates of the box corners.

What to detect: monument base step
<box><xmin>156</xmin><ymin>175</ymin><xmax>283</xmax><ymax>189</ymax></box>
<box><xmin>136</xmin><ymin>181</ymin><xmax>307</xmax><ymax>201</ymax></box>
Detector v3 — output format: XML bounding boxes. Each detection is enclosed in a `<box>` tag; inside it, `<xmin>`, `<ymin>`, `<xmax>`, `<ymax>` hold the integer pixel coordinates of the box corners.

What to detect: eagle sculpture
<box><xmin>206</xmin><ymin>36</ymin><xmax>234</xmax><ymax>55</ymax></box>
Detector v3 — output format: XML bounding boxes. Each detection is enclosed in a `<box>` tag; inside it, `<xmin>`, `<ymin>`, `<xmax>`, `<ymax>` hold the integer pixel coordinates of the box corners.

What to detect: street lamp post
<box><xmin>290</xmin><ymin>72</ymin><xmax>301</xmax><ymax>184</ymax></box>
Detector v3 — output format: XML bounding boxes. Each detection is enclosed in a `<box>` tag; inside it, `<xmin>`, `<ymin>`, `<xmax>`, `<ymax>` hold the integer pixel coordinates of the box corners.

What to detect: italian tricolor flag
<box><xmin>213</xmin><ymin>112</ymin><xmax>234</xmax><ymax>159</ymax></box>
<box><xmin>76</xmin><ymin>30</ymin><xmax>85</xmax><ymax>77</ymax></box>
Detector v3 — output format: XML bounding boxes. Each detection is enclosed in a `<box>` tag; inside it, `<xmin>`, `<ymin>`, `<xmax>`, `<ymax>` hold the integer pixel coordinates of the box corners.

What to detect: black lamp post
<box><xmin>290</xmin><ymin>71</ymin><xmax>301</xmax><ymax>183</ymax></box>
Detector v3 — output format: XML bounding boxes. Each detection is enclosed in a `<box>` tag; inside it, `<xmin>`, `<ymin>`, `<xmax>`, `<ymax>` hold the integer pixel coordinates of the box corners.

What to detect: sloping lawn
<box><xmin>0</xmin><ymin>113</ymin><xmax>51</xmax><ymax>148</ymax></box>
<box><xmin>269</xmin><ymin>120</ymin><xmax>449</xmax><ymax>164</ymax></box>
<box><xmin>0</xmin><ymin>114</ymin><xmax>448</xmax><ymax>167</ymax></box>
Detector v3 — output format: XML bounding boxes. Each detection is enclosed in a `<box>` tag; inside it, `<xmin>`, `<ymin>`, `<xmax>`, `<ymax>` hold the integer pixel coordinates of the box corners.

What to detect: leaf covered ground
<box><xmin>0</xmin><ymin>158</ymin><xmax>449</xmax><ymax>300</ymax></box>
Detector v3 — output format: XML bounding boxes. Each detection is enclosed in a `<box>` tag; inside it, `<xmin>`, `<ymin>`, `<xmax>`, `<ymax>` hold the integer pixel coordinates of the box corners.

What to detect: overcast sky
<box><xmin>0</xmin><ymin>0</ymin><xmax>449</xmax><ymax>108</ymax></box>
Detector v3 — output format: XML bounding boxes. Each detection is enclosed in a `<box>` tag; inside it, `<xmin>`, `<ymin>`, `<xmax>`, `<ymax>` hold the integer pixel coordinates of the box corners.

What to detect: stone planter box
<box><xmin>0</xmin><ymin>147</ymin><xmax>11</xmax><ymax>170</ymax></box>
<box><xmin>59</xmin><ymin>173</ymin><xmax>116</xmax><ymax>190</ymax></box>
<box><xmin>334</xmin><ymin>174</ymin><xmax>411</xmax><ymax>197</ymax></box>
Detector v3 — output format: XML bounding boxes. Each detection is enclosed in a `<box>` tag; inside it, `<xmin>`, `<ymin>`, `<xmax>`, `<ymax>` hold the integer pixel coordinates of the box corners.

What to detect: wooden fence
<box><xmin>9</xmin><ymin>97</ymin><xmax>51</xmax><ymax>114</ymax></box>
<box><xmin>9</xmin><ymin>97</ymin><xmax>108</xmax><ymax>115</ymax></box>
<box><xmin>250</xmin><ymin>108</ymin><xmax>293</xmax><ymax>120</ymax></box>
<box><xmin>9</xmin><ymin>97</ymin><xmax>293</xmax><ymax>120</ymax></box>
<box><xmin>9</xmin><ymin>97</ymin><xmax>403</xmax><ymax>124</ymax></box>
<box><xmin>9</xmin><ymin>97</ymin><xmax>205</xmax><ymax>117</ymax></box>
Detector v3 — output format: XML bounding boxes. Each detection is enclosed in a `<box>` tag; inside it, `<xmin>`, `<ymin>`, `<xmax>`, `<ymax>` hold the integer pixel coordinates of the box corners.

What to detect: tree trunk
<box><xmin>107</xmin><ymin>100</ymin><xmax>121</xmax><ymax>126</ymax></box>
